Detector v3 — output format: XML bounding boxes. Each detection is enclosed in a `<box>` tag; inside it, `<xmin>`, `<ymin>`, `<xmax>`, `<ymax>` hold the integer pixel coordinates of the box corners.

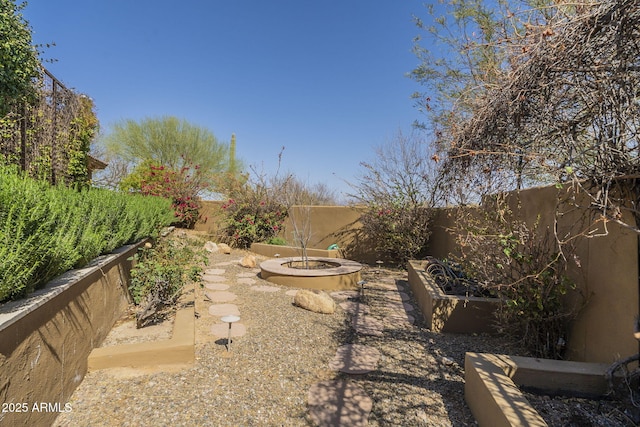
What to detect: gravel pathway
<box><xmin>53</xmin><ymin>247</ymin><xmax>517</xmax><ymax>427</ymax></box>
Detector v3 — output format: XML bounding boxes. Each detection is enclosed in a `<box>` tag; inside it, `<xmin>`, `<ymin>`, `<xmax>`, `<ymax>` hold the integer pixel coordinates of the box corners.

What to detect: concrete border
<box><xmin>88</xmin><ymin>288</ymin><xmax>195</xmax><ymax>370</ymax></box>
<box><xmin>464</xmin><ymin>352</ymin><xmax>610</xmax><ymax>427</ymax></box>
<box><xmin>260</xmin><ymin>257</ymin><xmax>362</xmax><ymax>290</ymax></box>
<box><xmin>251</xmin><ymin>242</ymin><xmax>341</xmax><ymax>258</ymax></box>
<box><xmin>407</xmin><ymin>260</ymin><xmax>499</xmax><ymax>333</ymax></box>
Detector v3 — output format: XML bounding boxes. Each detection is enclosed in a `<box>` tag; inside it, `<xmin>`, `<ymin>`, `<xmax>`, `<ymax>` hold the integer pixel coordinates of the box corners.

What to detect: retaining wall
<box><xmin>0</xmin><ymin>241</ymin><xmax>143</xmax><ymax>426</ymax></box>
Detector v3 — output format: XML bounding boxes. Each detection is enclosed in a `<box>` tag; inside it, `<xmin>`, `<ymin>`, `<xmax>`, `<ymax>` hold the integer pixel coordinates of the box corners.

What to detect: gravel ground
<box><xmin>51</xmin><ymin>238</ymin><xmax>631</xmax><ymax>426</ymax></box>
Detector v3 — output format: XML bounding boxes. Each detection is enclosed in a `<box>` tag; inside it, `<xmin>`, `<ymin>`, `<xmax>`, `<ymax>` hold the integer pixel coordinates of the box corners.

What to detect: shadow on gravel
<box><xmin>325</xmin><ymin>271</ymin><xmax>516</xmax><ymax>426</ymax></box>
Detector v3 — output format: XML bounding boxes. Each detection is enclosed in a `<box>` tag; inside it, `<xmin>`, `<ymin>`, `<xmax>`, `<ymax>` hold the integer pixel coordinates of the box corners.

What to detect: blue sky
<box><xmin>23</xmin><ymin>0</ymin><xmax>430</xmax><ymax>200</ymax></box>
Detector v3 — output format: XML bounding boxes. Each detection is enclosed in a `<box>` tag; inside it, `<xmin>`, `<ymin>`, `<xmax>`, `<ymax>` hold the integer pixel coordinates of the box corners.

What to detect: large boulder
<box><xmin>294</xmin><ymin>290</ymin><xmax>336</xmax><ymax>314</ymax></box>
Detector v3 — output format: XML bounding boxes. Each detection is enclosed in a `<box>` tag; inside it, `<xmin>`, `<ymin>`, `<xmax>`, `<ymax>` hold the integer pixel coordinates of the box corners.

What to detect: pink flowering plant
<box><xmin>121</xmin><ymin>159</ymin><xmax>206</xmax><ymax>228</ymax></box>
<box><xmin>222</xmin><ymin>197</ymin><xmax>287</xmax><ymax>248</ymax></box>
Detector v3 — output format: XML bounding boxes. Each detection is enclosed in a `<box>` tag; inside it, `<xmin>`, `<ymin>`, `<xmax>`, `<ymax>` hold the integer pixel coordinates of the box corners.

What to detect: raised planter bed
<box><xmin>0</xmin><ymin>240</ymin><xmax>146</xmax><ymax>427</ymax></box>
<box><xmin>250</xmin><ymin>242</ymin><xmax>341</xmax><ymax>258</ymax></box>
<box><xmin>465</xmin><ymin>352</ymin><xmax>610</xmax><ymax>427</ymax></box>
<box><xmin>407</xmin><ymin>259</ymin><xmax>499</xmax><ymax>333</ymax></box>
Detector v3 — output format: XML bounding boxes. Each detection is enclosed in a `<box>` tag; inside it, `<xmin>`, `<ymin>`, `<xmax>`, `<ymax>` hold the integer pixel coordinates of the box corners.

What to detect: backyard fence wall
<box><xmin>197</xmin><ymin>186</ymin><xmax>638</xmax><ymax>363</ymax></box>
<box><xmin>427</xmin><ymin>185</ymin><xmax>639</xmax><ymax>364</ymax></box>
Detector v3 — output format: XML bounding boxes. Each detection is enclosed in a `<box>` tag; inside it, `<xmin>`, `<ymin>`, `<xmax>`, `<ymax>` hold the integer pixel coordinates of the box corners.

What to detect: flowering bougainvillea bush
<box><xmin>121</xmin><ymin>159</ymin><xmax>205</xmax><ymax>228</ymax></box>
<box><xmin>222</xmin><ymin>197</ymin><xmax>287</xmax><ymax>249</ymax></box>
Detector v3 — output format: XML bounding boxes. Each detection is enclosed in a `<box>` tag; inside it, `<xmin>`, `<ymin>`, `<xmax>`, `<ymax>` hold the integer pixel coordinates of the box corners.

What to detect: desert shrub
<box><xmin>222</xmin><ymin>197</ymin><xmax>287</xmax><ymax>249</ymax></box>
<box><xmin>454</xmin><ymin>200</ymin><xmax>581</xmax><ymax>359</ymax></box>
<box><xmin>358</xmin><ymin>201</ymin><xmax>432</xmax><ymax>266</ymax></box>
<box><xmin>128</xmin><ymin>234</ymin><xmax>207</xmax><ymax>327</ymax></box>
<box><xmin>0</xmin><ymin>165</ymin><xmax>174</xmax><ymax>303</ymax></box>
<box><xmin>218</xmin><ymin>165</ymin><xmax>289</xmax><ymax>249</ymax></box>
<box><xmin>265</xmin><ymin>236</ymin><xmax>287</xmax><ymax>245</ymax></box>
<box><xmin>350</xmin><ymin>131</ymin><xmax>436</xmax><ymax>266</ymax></box>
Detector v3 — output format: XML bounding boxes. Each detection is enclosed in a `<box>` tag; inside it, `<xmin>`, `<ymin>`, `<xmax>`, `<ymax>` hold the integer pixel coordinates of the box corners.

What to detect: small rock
<box><xmin>204</xmin><ymin>241</ymin><xmax>218</xmax><ymax>253</ymax></box>
<box><xmin>144</xmin><ymin>242</ymin><xmax>153</xmax><ymax>249</ymax></box>
<box><xmin>240</xmin><ymin>255</ymin><xmax>257</xmax><ymax>268</ymax></box>
<box><xmin>441</xmin><ymin>356</ymin><xmax>456</xmax><ymax>366</ymax></box>
<box><xmin>218</xmin><ymin>243</ymin><xmax>232</xmax><ymax>254</ymax></box>
<box><xmin>294</xmin><ymin>290</ymin><xmax>336</xmax><ymax>314</ymax></box>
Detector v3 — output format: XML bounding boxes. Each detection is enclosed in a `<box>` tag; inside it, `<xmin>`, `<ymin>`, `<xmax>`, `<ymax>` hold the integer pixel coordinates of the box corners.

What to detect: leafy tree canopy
<box><xmin>104</xmin><ymin>116</ymin><xmax>240</xmax><ymax>192</ymax></box>
<box><xmin>0</xmin><ymin>0</ymin><xmax>41</xmax><ymax>115</ymax></box>
<box><xmin>413</xmin><ymin>0</ymin><xmax>640</xmax><ymax>232</ymax></box>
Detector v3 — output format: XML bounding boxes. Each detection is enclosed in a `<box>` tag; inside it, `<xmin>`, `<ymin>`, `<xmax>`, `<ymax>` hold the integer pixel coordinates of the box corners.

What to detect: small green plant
<box><xmin>265</xmin><ymin>236</ymin><xmax>287</xmax><ymax>245</ymax></box>
<box><xmin>128</xmin><ymin>235</ymin><xmax>205</xmax><ymax>328</ymax></box>
<box><xmin>129</xmin><ymin>243</ymin><xmax>183</xmax><ymax>305</ymax></box>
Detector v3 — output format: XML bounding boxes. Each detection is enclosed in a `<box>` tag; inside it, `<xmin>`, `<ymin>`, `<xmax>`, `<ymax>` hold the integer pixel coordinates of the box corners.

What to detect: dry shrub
<box><xmin>454</xmin><ymin>198</ymin><xmax>582</xmax><ymax>359</ymax></box>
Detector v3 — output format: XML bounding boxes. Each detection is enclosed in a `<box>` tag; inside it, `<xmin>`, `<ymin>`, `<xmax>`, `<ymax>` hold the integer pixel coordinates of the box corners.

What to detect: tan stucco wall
<box><xmin>194</xmin><ymin>200</ymin><xmax>226</xmax><ymax>235</ymax></box>
<box><xmin>282</xmin><ymin>206</ymin><xmax>363</xmax><ymax>256</ymax></box>
<box><xmin>427</xmin><ymin>185</ymin><xmax>639</xmax><ymax>363</ymax></box>
<box><xmin>195</xmin><ymin>202</ymin><xmax>367</xmax><ymax>260</ymax></box>
<box><xmin>198</xmin><ymin>188</ymin><xmax>638</xmax><ymax>363</ymax></box>
<box><xmin>0</xmin><ymin>243</ymin><xmax>139</xmax><ymax>426</ymax></box>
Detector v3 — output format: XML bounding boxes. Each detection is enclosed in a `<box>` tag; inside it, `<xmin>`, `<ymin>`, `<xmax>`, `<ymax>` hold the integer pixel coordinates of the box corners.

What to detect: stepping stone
<box><xmin>383</xmin><ymin>292</ymin><xmax>410</xmax><ymax>302</ymax></box>
<box><xmin>308</xmin><ymin>380</ymin><xmax>372</xmax><ymax>427</ymax></box>
<box><xmin>352</xmin><ymin>315</ymin><xmax>384</xmax><ymax>336</ymax></box>
<box><xmin>250</xmin><ymin>285</ymin><xmax>280</xmax><ymax>292</ymax></box>
<box><xmin>214</xmin><ymin>261</ymin><xmax>236</xmax><ymax>266</ymax></box>
<box><xmin>204</xmin><ymin>283</ymin><xmax>230</xmax><ymax>291</ymax></box>
<box><xmin>384</xmin><ymin>312</ymin><xmax>416</xmax><ymax>325</ymax></box>
<box><xmin>208</xmin><ymin>304</ymin><xmax>240</xmax><ymax>317</ymax></box>
<box><xmin>210</xmin><ymin>322</ymin><xmax>247</xmax><ymax>338</ymax></box>
<box><xmin>205</xmin><ymin>268</ymin><xmax>226</xmax><ymax>275</ymax></box>
<box><xmin>339</xmin><ymin>301</ymin><xmax>370</xmax><ymax>315</ymax></box>
<box><xmin>330</xmin><ymin>290</ymin><xmax>359</xmax><ymax>301</ymax></box>
<box><xmin>329</xmin><ymin>344</ymin><xmax>380</xmax><ymax>374</ymax></box>
<box><xmin>205</xmin><ymin>291</ymin><xmax>237</xmax><ymax>303</ymax></box>
<box><xmin>385</xmin><ymin>301</ymin><xmax>415</xmax><ymax>312</ymax></box>
<box><xmin>285</xmin><ymin>289</ymin><xmax>299</xmax><ymax>297</ymax></box>
<box><xmin>237</xmin><ymin>278</ymin><xmax>256</xmax><ymax>285</ymax></box>
<box><xmin>236</xmin><ymin>272</ymin><xmax>257</xmax><ymax>278</ymax></box>
<box><xmin>202</xmin><ymin>275</ymin><xmax>226</xmax><ymax>282</ymax></box>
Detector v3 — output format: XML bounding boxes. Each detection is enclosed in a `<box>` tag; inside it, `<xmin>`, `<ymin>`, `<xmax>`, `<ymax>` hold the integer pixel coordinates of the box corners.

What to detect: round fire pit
<box><xmin>259</xmin><ymin>257</ymin><xmax>363</xmax><ymax>290</ymax></box>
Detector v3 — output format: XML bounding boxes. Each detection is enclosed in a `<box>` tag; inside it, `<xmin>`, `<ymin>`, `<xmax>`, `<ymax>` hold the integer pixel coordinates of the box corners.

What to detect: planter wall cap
<box><xmin>0</xmin><ymin>240</ymin><xmax>144</xmax><ymax>333</ymax></box>
<box><xmin>260</xmin><ymin>257</ymin><xmax>362</xmax><ymax>278</ymax></box>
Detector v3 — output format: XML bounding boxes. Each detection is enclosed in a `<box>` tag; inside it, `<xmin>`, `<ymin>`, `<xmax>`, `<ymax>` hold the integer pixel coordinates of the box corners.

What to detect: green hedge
<box><xmin>0</xmin><ymin>166</ymin><xmax>175</xmax><ymax>303</ymax></box>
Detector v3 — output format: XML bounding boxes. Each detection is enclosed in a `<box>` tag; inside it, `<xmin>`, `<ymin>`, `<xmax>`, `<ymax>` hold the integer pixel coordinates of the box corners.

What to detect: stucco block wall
<box><xmin>198</xmin><ymin>187</ymin><xmax>638</xmax><ymax>363</ymax></box>
<box><xmin>426</xmin><ymin>185</ymin><xmax>639</xmax><ymax>363</ymax></box>
<box><xmin>0</xmin><ymin>243</ymin><xmax>139</xmax><ymax>426</ymax></box>
<box><xmin>195</xmin><ymin>202</ymin><xmax>367</xmax><ymax>260</ymax></box>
